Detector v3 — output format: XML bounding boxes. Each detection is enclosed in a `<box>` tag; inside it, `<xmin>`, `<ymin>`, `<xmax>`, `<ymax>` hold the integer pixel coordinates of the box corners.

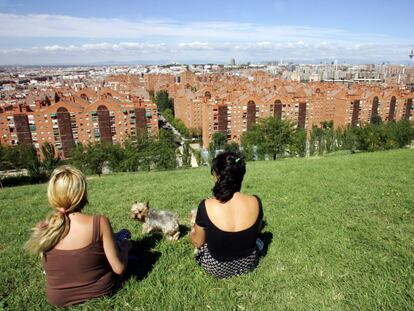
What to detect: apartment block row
<box><xmin>172</xmin><ymin>76</ymin><xmax>413</xmax><ymax>148</ymax></box>
<box><xmin>0</xmin><ymin>87</ymin><xmax>158</xmax><ymax>159</ymax></box>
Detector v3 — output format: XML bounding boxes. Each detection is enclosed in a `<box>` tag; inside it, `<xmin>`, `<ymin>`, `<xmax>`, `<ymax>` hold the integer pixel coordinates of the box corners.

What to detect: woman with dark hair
<box><xmin>189</xmin><ymin>151</ymin><xmax>263</xmax><ymax>279</ymax></box>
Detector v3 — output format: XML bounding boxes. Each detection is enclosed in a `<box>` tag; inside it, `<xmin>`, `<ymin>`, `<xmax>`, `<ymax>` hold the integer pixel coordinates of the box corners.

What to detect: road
<box><xmin>158</xmin><ymin>115</ymin><xmax>199</xmax><ymax>168</ymax></box>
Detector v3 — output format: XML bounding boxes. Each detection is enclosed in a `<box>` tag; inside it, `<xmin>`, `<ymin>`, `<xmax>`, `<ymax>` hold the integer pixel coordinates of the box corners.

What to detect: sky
<box><xmin>0</xmin><ymin>0</ymin><xmax>413</xmax><ymax>65</ymax></box>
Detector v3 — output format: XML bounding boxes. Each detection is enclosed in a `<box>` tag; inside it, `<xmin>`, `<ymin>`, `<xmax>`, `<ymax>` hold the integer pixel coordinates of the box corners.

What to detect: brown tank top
<box><xmin>42</xmin><ymin>215</ymin><xmax>115</xmax><ymax>307</ymax></box>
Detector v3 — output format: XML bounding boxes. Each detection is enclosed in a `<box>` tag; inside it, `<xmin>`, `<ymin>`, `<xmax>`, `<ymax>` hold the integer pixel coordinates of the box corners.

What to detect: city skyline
<box><xmin>0</xmin><ymin>0</ymin><xmax>413</xmax><ymax>65</ymax></box>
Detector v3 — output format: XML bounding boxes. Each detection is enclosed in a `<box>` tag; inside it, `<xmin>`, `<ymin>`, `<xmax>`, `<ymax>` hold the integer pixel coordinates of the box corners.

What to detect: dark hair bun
<box><xmin>211</xmin><ymin>151</ymin><xmax>246</xmax><ymax>202</ymax></box>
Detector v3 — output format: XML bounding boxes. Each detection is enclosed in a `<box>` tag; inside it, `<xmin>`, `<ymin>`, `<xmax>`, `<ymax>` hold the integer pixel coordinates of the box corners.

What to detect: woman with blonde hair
<box><xmin>25</xmin><ymin>165</ymin><xmax>131</xmax><ymax>307</ymax></box>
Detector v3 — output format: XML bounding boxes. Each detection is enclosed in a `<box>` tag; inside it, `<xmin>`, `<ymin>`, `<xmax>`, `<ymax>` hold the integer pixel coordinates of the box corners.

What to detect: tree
<box><xmin>316</xmin><ymin>127</ymin><xmax>325</xmax><ymax>156</ymax></box>
<box><xmin>150</xmin><ymin>129</ymin><xmax>177</xmax><ymax>170</ymax></box>
<box><xmin>309</xmin><ymin>126</ymin><xmax>317</xmax><ymax>156</ymax></box>
<box><xmin>337</xmin><ymin>125</ymin><xmax>356</xmax><ymax>151</ymax></box>
<box><xmin>70</xmin><ymin>143</ymin><xmax>107</xmax><ymax>176</ymax></box>
<box><xmin>324</xmin><ymin>127</ymin><xmax>335</xmax><ymax>153</ymax></box>
<box><xmin>241</xmin><ymin>124</ymin><xmax>261</xmax><ymax>161</ymax></box>
<box><xmin>290</xmin><ymin>128</ymin><xmax>307</xmax><ymax>157</ymax></box>
<box><xmin>85</xmin><ymin>143</ymin><xmax>107</xmax><ymax>176</ymax></box>
<box><xmin>192</xmin><ymin>148</ymin><xmax>205</xmax><ymax>166</ymax></box>
<box><xmin>40</xmin><ymin>142</ymin><xmax>60</xmax><ymax>177</ymax></box>
<box><xmin>353</xmin><ymin>123</ymin><xmax>383</xmax><ymax>152</ymax></box>
<box><xmin>188</xmin><ymin>127</ymin><xmax>202</xmax><ymax>139</ymax></box>
<box><xmin>388</xmin><ymin>119</ymin><xmax>414</xmax><ymax>148</ymax></box>
<box><xmin>320</xmin><ymin>120</ymin><xmax>334</xmax><ymax>129</ymax></box>
<box><xmin>255</xmin><ymin>117</ymin><xmax>295</xmax><ymax>160</ymax></box>
<box><xmin>120</xmin><ymin>138</ymin><xmax>141</xmax><ymax>172</ymax></box>
<box><xmin>0</xmin><ymin>144</ymin><xmax>15</xmax><ymax>170</ymax></box>
<box><xmin>155</xmin><ymin>90</ymin><xmax>174</xmax><ymax>114</ymax></box>
<box><xmin>163</xmin><ymin>108</ymin><xmax>174</xmax><ymax>122</ymax></box>
<box><xmin>172</xmin><ymin>118</ymin><xmax>189</xmax><ymax>137</ymax></box>
<box><xmin>102</xmin><ymin>143</ymin><xmax>124</xmax><ymax>172</ymax></box>
<box><xmin>212</xmin><ymin>132</ymin><xmax>227</xmax><ymax>150</ymax></box>
<box><xmin>370</xmin><ymin>115</ymin><xmax>382</xmax><ymax>125</ymax></box>
<box><xmin>181</xmin><ymin>141</ymin><xmax>191</xmax><ymax>168</ymax></box>
<box><xmin>135</xmin><ymin>127</ymin><xmax>150</xmax><ymax>147</ymax></box>
<box><xmin>224</xmin><ymin>141</ymin><xmax>240</xmax><ymax>153</ymax></box>
<box><xmin>208</xmin><ymin>132</ymin><xmax>227</xmax><ymax>160</ymax></box>
<box><xmin>321</xmin><ymin>120</ymin><xmax>335</xmax><ymax>154</ymax></box>
<box><xmin>69</xmin><ymin>143</ymin><xmax>88</xmax><ymax>172</ymax></box>
<box><xmin>0</xmin><ymin>143</ymin><xmax>42</xmax><ymax>176</ymax></box>
<box><xmin>19</xmin><ymin>144</ymin><xmax>42</xmax><ymax>177</ymax></box>
<box><xmin>241</xmin><ymin>140</ymin><xmax>255</xmax><ymax>161</ymax></box>
<box><xmin>241</xmin><ymin>118</ymin><xmax>296</xmax><ymax>160</ymax></box>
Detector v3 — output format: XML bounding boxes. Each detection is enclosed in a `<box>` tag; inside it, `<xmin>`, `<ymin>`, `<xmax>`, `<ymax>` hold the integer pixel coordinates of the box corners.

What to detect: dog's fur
<box><xmin>188</xmin><ymin>209</ymin><xmax>198</xmax><ymax>254</ymax></box>
<box><xmin>188</xmin><ymin>209</ymin><xmax>197</xmax><ymax>227</ymax></box>
<box><xmin>131</xmin><ymin>201</ymin><xmax>180</xmax><ymax>241</ymax></box>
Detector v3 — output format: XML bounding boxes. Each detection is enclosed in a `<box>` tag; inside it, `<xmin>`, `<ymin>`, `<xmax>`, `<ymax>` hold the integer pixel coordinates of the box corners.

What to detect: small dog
<box><xmin>188</xmin><ymin>209</ymin><xmax>198</xmax><ymax>254</ymax></box>
<box><xmin>188</xmin><ymin>209</ymin><xmax>197</xmax><ymax>227</ymax></box>
<box><xmin>131</xmin><ymin>201</ymin><xmax>180</xmax><ymax>241</ymax></box>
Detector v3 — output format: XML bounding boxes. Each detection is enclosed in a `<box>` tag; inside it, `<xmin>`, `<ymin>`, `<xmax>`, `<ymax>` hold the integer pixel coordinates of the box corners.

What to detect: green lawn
<box><xmin>1</xmin><ymin>149</ymin><xmax>414</xmax><ymax>310</ymax></box>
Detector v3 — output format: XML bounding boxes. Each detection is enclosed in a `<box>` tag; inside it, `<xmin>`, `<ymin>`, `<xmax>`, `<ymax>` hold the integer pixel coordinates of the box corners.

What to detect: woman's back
<box><xmin>196</xmin><ymin>193</ymin><xmax>263</xmax><ymax>261</ymax></box>
<box><xmin>190</xmin><ymin>151</ymin><xmax>264</xmax><ymax>278</ymax></box>
<box><xmin>205</xmin><ymin>192</ymin><xmax>260</xmax><ymax>232</ymax></box>
<box><xmin>53</xmin><ymin>213</ymin><xmax>94</xmax><ymax>250</ymax></box>
<box><xmin>26</xmin><ymin>166</ymin><xmax>130</xmax><ymax>306</ymax></box>
<box><xmin>43</xmin><ymin>215</ymin><xmax>114</xmax><ymax>307</ymax></box>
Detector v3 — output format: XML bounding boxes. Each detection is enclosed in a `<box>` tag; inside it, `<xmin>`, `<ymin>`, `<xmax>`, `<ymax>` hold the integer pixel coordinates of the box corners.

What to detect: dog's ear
<box><xmin>145</xmin><ymin>201</ymin><xmax>149</xmax><ymax>208</ymax></box>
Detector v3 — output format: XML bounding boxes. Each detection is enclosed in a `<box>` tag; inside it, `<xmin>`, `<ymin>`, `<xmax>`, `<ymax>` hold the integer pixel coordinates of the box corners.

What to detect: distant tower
<box><xmin>409</xmin><ymin>49</ymin><xmax>414</xmax><ymax>66</ymax></box>
<box><xmin>230</xmin><ymin>58</ymin><xmax>236</xmax><ymax>66</ymax></box>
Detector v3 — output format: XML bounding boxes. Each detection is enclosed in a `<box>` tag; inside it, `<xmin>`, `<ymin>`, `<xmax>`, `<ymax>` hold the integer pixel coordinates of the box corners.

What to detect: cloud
<box><xmin>0</xmin><ymin>13</ymin><xmax>396</xmax><ymax>44</ymax></box>
<box><xmin>0</xmin><ymin>42</ymin><xmax>168</xmax><ymax>54</ymax></box>
<box><xmin>0</xmin><ymin>13</ymin><xmax>411</xmax><ymax>64</ymax></box>
<box><xmin>0</xmin><ymin>41</ymin><xmax>408</xmax><ymax>63</ymax></box>
<box><xmin>178</xmin><ymin>42</ymin><xmax>211</xmax><ymax>50</ymax></box>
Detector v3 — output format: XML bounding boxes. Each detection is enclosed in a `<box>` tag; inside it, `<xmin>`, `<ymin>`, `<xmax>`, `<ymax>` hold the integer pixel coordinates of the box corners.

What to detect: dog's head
<box><xmin>131</xmin><ymin>201</ymin><xmax>150</xmax><ymax>222</ymax></box>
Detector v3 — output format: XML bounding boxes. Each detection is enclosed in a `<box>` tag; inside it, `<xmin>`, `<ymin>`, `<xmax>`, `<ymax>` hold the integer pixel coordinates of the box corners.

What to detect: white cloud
<box><xmin>0</xmin><ymin>13</ymin><xmax>411</xmax><ymax>64</ymax></box>
<box><xmin>1</xmin><ymin>42</ymin><xmax>169</xmax><ymax>54</ymax></box>
<box><xmin>178</xmin><ymin>42</ymin><xmax>211</xmax><ymax>50</ymax></box>
<box><xmin>0</xmin><ymin>13</ymin><xmax>397</xmax><ymax>44</ymax></box>
<box><xmin>0</xmin><ymin>40</ymin><xmax>408</xmax><ymax>61</ymax></box>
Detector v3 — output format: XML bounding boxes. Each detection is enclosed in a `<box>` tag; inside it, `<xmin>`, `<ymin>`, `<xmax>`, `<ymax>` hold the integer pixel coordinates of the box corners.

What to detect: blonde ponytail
<box><xmin>25</xmin><ymin>166</ymin><xmax>87</xmax><ymax>255</ymax></box>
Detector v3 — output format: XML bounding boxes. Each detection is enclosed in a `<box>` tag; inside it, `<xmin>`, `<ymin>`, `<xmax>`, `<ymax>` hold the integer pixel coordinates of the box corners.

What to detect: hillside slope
<box><xmin>1</xmin><ymin>149</ymin><xmax>413</xmax><ymax>310</ymax></box>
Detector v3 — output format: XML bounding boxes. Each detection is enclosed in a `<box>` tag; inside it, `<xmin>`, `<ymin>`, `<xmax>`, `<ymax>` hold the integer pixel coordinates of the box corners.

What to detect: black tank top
<box><xmin>195</xmin><ymin>196</ymin><xmax>263</xmax><ymax>261</ymax></box>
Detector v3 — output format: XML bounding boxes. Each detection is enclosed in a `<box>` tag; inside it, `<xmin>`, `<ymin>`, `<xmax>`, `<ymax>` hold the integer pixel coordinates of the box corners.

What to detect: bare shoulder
<box><xmin>235</xmin><ymin>193</ymin><xmax>260</xmax><ymax>206</ymax></box>
<box><xmin>205</xmin><ymin>197</ymin><xmax>219</xmax><ymax>208</ymax></box>
<box><xmin>99</xmin><ymin>215</ymin><xmax>111</xmax><ymax>227</ymax></box>
<box><xmin>69</xmin><ymin>212</ymin><xmax>95</xmax><ymax>226</ymax></box>
<box><xmin>98</xmin><ymin>215</ymin><xmax>114</xmax><ymax>236</ymax></box>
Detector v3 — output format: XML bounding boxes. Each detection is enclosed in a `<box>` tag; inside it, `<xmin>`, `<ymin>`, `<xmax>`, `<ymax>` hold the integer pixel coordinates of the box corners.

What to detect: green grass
<box><xmin>1</xmin><ymin>149</ymin><xmax>414</xmax><ymax>310</ymax></box>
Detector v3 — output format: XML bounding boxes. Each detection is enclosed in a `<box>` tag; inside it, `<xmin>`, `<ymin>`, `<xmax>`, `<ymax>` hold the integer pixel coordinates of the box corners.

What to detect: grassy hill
<box><xmin>1</xmin><ymin>149</ymin><xmax>414</xmax><ymax>310</ymax></box>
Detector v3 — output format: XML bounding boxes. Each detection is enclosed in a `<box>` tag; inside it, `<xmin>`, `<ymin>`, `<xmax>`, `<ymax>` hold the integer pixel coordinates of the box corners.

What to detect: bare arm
<box><xmin>101</xmin><ymin>216</ymin><xmax>130</xmax><ymax>275</ymax></box>
<box><xmin>189</xmin><ymin>224</ymin><xmax>206</xmax><ymax>248</ymax></box>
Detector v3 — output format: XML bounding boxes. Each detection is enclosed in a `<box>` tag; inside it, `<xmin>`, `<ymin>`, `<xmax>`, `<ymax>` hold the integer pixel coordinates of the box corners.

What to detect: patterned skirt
<box><xmin>195</xmin><ymin>243</ymin><xmax>259</xmax><ymax>279</ymax></box>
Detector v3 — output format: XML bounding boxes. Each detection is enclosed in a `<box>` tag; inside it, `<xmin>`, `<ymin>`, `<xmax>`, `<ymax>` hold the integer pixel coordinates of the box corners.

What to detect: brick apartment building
<box><xmin>1</xmin><ymin>72</ymin><xmax>413</xmax><ymax>155</ymax></box>
<box><xmin>0</xmin><ymin>87</ymin><xmax>158</xmax><ymax>159</ymax></box>
<box><xmin>170</xmin><ymin>74</ymin><xmax>413</xmax><ymax>148</ymax></box>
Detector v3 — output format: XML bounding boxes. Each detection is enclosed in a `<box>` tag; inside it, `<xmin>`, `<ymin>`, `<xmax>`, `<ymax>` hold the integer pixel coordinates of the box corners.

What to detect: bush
<box><xmin>0</xmin><ymin>174</ymin><xmax>48</xmax><ymax>187</ymax></box>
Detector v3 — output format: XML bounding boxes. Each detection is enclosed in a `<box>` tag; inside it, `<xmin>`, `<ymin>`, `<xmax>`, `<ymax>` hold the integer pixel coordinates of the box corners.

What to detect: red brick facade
<box><xmin>0</xmin><ymin>88</ymin><xmax>158</xmax><ymax>159</ymax></box>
